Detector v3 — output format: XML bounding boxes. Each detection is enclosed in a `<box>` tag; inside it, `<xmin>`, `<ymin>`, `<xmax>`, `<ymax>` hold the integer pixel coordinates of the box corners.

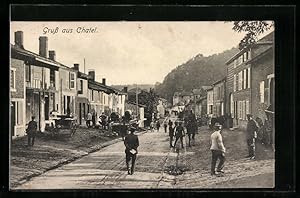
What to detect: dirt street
<box><xmin>14</xmin><ymin>118</ymin><xmax>274</xmax><ymax>189</ymax></box>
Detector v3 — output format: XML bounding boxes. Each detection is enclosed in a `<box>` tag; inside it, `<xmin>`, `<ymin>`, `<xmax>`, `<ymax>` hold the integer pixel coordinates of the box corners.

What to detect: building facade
<box><xmin>248</xmin><ymin>33</ymin><xmax>274</xmax><ymax>138</ymax></box>
<box><xmin>11</xmin><ymin>33</ymin><xmax>60</xmax><ymax>133</ymax></box>
<box><xmin>73</xmin><ymin>65</ymin><xmax>91</xmax><ymax>126</ymax></box>
<box><xmin>212</xmin><ymin>78</ymin><xmax>226</xmax><ymax>117</ymax></box>
<box><xmin>206</xmin><ymin>88</ymin><xmax>214</xmax><ymax>118</ymax></box>
<box><xmin>225</xmin><ymin>31</ymin><xmax>274</xmax><ymax>129</ymax></box>
<box><xmin>10</xmin><ymin>57</ymin><xmax>26</xmax><ymax>138</ymax></box>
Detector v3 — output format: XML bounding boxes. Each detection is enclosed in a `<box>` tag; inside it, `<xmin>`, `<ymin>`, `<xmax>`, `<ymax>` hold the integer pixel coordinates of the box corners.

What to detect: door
<box><xmin>270</xmin><ymin>78</ymin><xmax>275</xmax><ymax>108</ymax></box>
<box><xmin>79</xmin><ymin>103</ymin><xmax>82</xmax><ymax>125</ymax></box>
<box><xmin>45</xmin><ymin>95</ymin><xmax>49</xmax><ymax>120</ymax></box>
<box><xmin>11</xmin><ymin>102</ymin><xmax>16</xmax><ymax>137</ymax></box>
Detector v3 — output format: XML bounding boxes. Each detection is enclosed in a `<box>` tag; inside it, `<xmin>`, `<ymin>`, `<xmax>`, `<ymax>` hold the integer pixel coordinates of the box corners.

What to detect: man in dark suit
<box><xmin>246</xmin><ymin>114</ymin><xmax>259</xmax><ymax>159</ymax></box>
<box><xmin>26</xmin><ymin>116</ymin><xmax>37</xmax><ymax>147</ymax></box>
<box><xmin>124</xmin><ymin>127</ymin><xmax>139</xmax><ymax>175</ymax></box>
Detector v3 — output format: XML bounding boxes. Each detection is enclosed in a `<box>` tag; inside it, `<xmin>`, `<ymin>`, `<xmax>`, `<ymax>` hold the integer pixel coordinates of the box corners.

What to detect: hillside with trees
<box><xmin>154</xmin><ymin>47</ymin><xmax>239</xmax><ymax>102</ymax></box>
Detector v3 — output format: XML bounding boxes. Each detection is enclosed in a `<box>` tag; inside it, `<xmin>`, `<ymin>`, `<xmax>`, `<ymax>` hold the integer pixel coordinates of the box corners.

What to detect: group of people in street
<box><xmin>85</xmin><ymin>112</ymin><xmax>112</xmax><ymax>130</ymax></box>
<box><xmin>23</xmin><ymin>106</ymin><xmax>265</xmax><ymax>178</ymax></box>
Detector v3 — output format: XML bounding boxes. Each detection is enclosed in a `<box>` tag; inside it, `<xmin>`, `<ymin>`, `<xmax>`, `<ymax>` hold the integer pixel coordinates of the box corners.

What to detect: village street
<box><xmin>15</xmin><ymin>116</ymin><xmax>274</xmax><ymax>190</ymax></box>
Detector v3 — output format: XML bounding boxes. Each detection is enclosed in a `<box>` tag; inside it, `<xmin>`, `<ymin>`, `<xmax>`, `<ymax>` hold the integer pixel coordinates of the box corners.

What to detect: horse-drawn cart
<box><xmin>47</xmin><ymin>114</ymin><xmax>77</xmax><ymax>137</ymax></box>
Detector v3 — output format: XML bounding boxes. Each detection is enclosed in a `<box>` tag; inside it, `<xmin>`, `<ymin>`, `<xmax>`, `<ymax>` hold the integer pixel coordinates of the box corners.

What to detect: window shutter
<box><xmin>248</xmin><ymin>68</ymin><xmax>251</xmax><ymax>88</ymax></box>
<box><xmin>242</xmin><ymin>70</ymin><xmax>244</xmax><ymax>89</ymax></box>
<box><xmin>246</xmin><ymin>100</ymin><xmax>250</xmax><ymax>115</ymax></box>
<box><xmin>233</xmin><ymin>74</ymin><xmax>236</xmax><ymax>92</ymax></box>
<box><xmin>260</xmin><ymin>81</ymin><xmax>265</xmax><ymax>103</ymax></box>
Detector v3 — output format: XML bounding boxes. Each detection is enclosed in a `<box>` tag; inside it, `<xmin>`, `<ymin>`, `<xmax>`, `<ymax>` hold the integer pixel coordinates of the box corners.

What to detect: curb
<box><xmin>13</xmin><ymin>129</ymin><xmax>149</xmax><ymax>188</ymax></box>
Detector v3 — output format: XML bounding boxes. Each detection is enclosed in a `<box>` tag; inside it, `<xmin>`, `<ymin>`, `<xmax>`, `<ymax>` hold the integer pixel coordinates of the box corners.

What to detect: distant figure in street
<box><xmin>86</xmin><ymin>112</ymin><xmax>92</xmax><ymax>128</ymax></box>
<box><xmin>124</xmin><ymin>127</ymin><xmax>139</xmax><ymax>175</ymax></box>
<box><xmin>150</xmin><ymin>121</ymin><xmax>154</xmax><ymax>132</ymax></box>
<box><xmin>186</xmin><ymin>110</ymin><xmax>197</xmax><ymax>147</ymax></box>
<box><xmin>92</xmin><ymin>112</ymin><xmax>96</xmax><ymax>128</ymax></box>
<box><xmin>246</xmin><ymin>114</ymin><xmax>259</xmax><ymax>160</ymax></box>
<box><xmin>100</xmin><ymin>112</ymin><xmax>108</xmax><ymax>129</ymax></box>
<box><xmin>173</xmin><ymin>121</ymin><xmax>185</xmax><ymax>149</ymax></box>
<box><xmin>120</xmin><ymin>121</ymin><xmax>128</xmax><ymax>141</ymax></box>
<box><xmin>163</xmin><ymin>121</ymin><xmax>168</xmax><ymax>133</ymax></box>
<box><xmin>26</xmin><ymin>116</ymin><xmax>37</xmax><ymax>147</ymax></box>
<box><xmin>156</xmin><ymin>120</ymin><xmax>161</xmax><ymax>132</ymax></box>
<box><xmin>210</xmin><ymin>122</ymin><xmax>226</xmax><ymax>176</ymax></box>
<box><xmin>168</xmin><ymin>120</ymin><xmax>174</xmax><ymax>148</ymax></box>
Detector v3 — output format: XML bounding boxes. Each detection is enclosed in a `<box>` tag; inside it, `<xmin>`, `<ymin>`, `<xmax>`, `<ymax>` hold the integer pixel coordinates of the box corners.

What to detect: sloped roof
<box><xmin>246</xmin><ymin>46</ymin><xmax>273</xmax><ymax>65</ymax></box>
<box><xmin>192</xmin><ymin>89</ymin><xmax>202</xmax><ymax>95</ymax></box>
<box><xmin>226</xmin><ymin>31</ymin><xmax>274</xmax><ymax>65</ymax></box>
<box><xmin>88</xmin><ymin>80</ymin><xmax>126</xmax><ymax>95</ymax></box>
<box><xmin>11</xmin><ymin>44</ymin><xmax>71</xmax><ymax>70</ymax></box>
<box><xmin>201</xmin><ymin>85</ymin><xmax>212</xmax><ymax>90</ymax></box>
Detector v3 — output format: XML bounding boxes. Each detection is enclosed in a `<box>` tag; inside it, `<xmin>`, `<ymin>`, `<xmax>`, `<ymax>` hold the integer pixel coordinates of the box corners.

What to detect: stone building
<box><xmin>225</xmin><ymin>31</ymin><xmax>274</xmax><ymax>129</ymax></box>
<box><xmin>212</xmin><ymin>78</ymin><xmax>226</xmax><ymax>117</ymax></box>
<box><xmin>11</xmin><ymin>33</ymin><xmax>61</xmax><ymax>133</ymax></box>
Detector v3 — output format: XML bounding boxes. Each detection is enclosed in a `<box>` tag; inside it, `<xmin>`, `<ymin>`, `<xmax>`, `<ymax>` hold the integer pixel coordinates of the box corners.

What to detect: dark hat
<box><xmin>246</xmin><ymin>114</ymin><xmax>253</xmax><ymax>118</ymax></box>
<box><xmin>214</xmin><ymin>122</ymin><xmax>222</xmax><ymax>127</ymax></box>
<box><xmin>129</xmin><ymin>127</ymin><xmax>136</xmax><ymax>132</ymax></box>
<box><xmin>31</xmin><ymin>116</ymin><xmax>35</xmax><ymax>119</ymax></box>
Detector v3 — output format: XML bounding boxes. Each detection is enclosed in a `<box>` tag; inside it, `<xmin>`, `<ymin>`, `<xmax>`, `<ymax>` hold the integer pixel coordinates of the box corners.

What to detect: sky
<box><xmin>10</xmin><ymin>21</ymin><xmax>273</xmax><ymax>85</ymax></box>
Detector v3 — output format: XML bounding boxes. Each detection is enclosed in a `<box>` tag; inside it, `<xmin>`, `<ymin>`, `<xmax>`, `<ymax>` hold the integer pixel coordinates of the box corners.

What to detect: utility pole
<box><xmin>84</xmin><ymin>58</ymin><xmax>86</xmax><ymax>74</ymax></box>
<box><xmin>136</xmin><ymin>84</ymin><xmax>139</xmax><ymax>119</ymax></box>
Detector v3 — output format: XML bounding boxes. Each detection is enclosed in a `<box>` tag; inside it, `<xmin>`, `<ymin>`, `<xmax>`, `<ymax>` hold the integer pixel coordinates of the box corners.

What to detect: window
<box><xmin>91</xmin><ymin>90</ymin><xmax>94</xmax><ymax>101</ymax></box>
<box><xmin>247</xmin><ymin>50</ymin><xmax>251</xmax><ymax>60</ymax></box>
<box><xmin>25</xmin><ymin>64</ymin><xmax>31</xmax><ymax>82</ymax></box>
<box><xmin>209</xmin><ymin>105</ymin><xmax>213</xmax><ymax>114</ymax></box>
<box><xmin>242</xmin><ymin>70</ymin><xmax>245</xmax><ymax>89</ymax></box>
<box><xmin>259</xmin><ymin>81</ymin><xmax>265</xmax><ymax>103</ymax></box>
<box><xmin>247</xmin><ymin>68</ymin><xmax>251</xmax><ymax>88</ymax></box>
<box><xmin>238</xmin><ymin>71</ymin><xmax>242</xmax><ymax>91</ymax></box>
<box><xmin>78</xmin><ymin>80</ymin><xmax>83</xmax><ymax>94</ymax></box>
<box><xmin>245</xmin><ymin>68</ymin><xmax>249</xmax><ymax>88</ymax></box>
<box><xmin>233</xmin><ymin>74</ymin><xmax>236</xmax><ymax>92</ymax></box>
<box><xmin>69</xmin><ymin>72</ymin><xmax>75</xmax><ymax>89</ymax></box>
<box><xmin>50</xmin><ymin>69</ymin><xmax>55</xmax><ymax>86</ymax></box>
<box><xmin>10</xmin><ymin>68</ymin><xmax>16</xmax><ymax>91</ymax></box>
<box><xmin>246</xmin><ymin>100</ymin><xmax>250</xmax><ymax>115</ymax></box>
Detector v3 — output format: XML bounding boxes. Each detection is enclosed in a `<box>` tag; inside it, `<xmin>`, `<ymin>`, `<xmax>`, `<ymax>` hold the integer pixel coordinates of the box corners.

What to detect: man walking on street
<box><xmin>26</xmin><ymin>116</ymin><xmax>37</xmax><ymax>147</ymax></box>
<box><xmin>168</xmin><ymin>120</ymin><xmax>174</xmax><ymax>148</ymax></box>
<box><xmin>156</xmin><ymin>120</ymin><xmax>161</xmax><ymax>132</ymax></box>
<box><xmin>173</xmin><ymin>121</ymin><xmax>185</xmax><ymax>149</ymax></box>
<box><xmin>164</xmin><ymin>121</ymin><xmax>168</xmax><ymax>133</ymax></box>
<box><xmin>86</xmin><ymin>112</ymin><xmax>92</xmax><ymax>128</ymax></box>
<box><xmin>124</xmin><ymin>127</ymin><xmax>139</xmax><ymax>175</ymax></box>
<box><xmin>210</xmin><ymin>122</ymin><xmax>226</xmax><ymax>176</ymax></box>
<box><xmin>246</xmin><ymin>114</ymin><xmax>259</xmax><ymax>160</ymax></box>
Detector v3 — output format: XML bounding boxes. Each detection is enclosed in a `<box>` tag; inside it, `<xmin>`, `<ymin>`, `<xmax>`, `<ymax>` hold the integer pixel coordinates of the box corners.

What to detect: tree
<box><xmin>231</xmin><ymin>21</ymin><xmax>274</xmax><ymax>49</ymax></box>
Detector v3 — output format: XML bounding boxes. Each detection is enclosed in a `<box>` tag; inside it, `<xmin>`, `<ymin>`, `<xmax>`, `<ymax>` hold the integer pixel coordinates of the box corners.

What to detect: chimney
<box><xmin>73</xmin><ymin>64</ymin><xmax>79</xmax><ymax>71</ymax></box>
<box><xmin>15</xmin><ymin>31</ymin><xmax>24</xmax><ymax>49</ymax></box>
<box><xmin>102</xmin><ymin>78</ymin><xmax>106</xmax><ymax>86</ymax></box>
<box><xmin>88</xmin><ymin>70</ymin><xmax>95</xmax><ymax>81</ymax></box>
<box><xmin>39</xmin><ymin>36</ymin><xmax>48</xmax><ymax>58</ymax></box>
<box><xmin>49</xmin><ymin>50</ymin><xmax>56</xmax><ymax>61</ymax></box>
<box><xmin>123</xmin><ymin>87</ymin><xmax>128</xmax><ymax>93</ymax></box>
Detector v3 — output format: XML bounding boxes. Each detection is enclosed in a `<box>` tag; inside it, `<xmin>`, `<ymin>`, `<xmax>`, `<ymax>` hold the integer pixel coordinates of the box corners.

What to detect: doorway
<box><xmin>11</xmin><ymin>101</ymin><xmax>16</xmax><ymax>137</ymax></box>
<box><xmin>45</xmin><ymin>95</ymin><xmax>49</xmax><ymax>120</ymax></box>
<box><xmin>79</xmin><ymin>103</ymin><xmax>82</xmax><ymax>125</ymax></box>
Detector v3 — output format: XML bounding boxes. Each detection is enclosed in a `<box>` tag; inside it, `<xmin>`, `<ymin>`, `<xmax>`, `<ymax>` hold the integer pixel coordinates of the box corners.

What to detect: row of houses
<box><xmin>173</xmin><ymin>31</ymin><xmax>275</xmax><ymax>130</ymax></box>
<box><xmin>10</xmin><ymin>31</ymin><xmax>127</xmax><ymax>138</ymax></box>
